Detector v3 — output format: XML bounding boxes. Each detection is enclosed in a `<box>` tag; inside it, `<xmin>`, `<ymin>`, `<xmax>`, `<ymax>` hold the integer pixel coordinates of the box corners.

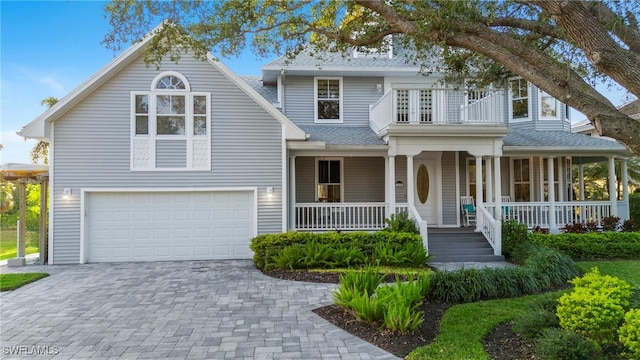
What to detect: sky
<box><xmin>0</xmin><ymin>1</ymin><xmax>634</xmax><ymax>165</ymax></box>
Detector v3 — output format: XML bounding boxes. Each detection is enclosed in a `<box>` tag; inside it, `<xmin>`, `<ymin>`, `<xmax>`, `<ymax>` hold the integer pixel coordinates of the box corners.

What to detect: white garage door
<box><xmin>85</xmin><ymin>191</ymin><xmax>254</xmax><ymax>262</ymax></box>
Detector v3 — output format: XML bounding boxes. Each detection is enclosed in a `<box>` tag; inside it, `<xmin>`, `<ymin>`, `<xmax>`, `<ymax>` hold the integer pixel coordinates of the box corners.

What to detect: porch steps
<box><xmin>428</xmin><ymin>228</ymin><xmax>506</xmax><ymax>263</ymax></box>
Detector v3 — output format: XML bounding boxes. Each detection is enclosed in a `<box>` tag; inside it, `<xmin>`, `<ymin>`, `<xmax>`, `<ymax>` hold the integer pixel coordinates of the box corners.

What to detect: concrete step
<box><xmin>429</xmin><ymin>237</ymin><xmax>488</xmax><ymax>245</ymax></box>
<box><xmin>429</xmin><ymin>242</ymin><xmax>492</xmax><ymax>250</ymax></box>
<box><xmin>432</xmin><ymin>248</ymin><xmax>495</xmax><ymax>256</ymax></box>
<box><xmin>430</xmin><ymin>254</ymin><xmax>506</xmax><ymax>262</ymax></box>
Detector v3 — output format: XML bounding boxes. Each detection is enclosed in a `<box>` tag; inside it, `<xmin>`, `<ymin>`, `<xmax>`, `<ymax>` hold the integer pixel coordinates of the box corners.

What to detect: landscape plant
<box><xmin>530</xmin><ymin>231</ymin><xmax>640</xmax><ymax>260</ymax></box>
<box><xmin>383</xmin><ymin>211</ymin><xmax>418</xmax><ymax>234</ymax></box>
<box><xmin>557</xmin><ymin>268</ymin><xmax>633</xmax><ymax>348</ymax></box>
<box><xmin>619</xmin><ymin>309</ymin><xmax>640</xmax><ymax>360</ymax></box>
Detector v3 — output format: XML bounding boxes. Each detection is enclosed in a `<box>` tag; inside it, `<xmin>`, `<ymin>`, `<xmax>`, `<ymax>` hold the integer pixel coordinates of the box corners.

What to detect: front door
<box><xmin>414</xmin><ymin>159</ymin><xmax>438</xmax><ymax>225</ymax></box>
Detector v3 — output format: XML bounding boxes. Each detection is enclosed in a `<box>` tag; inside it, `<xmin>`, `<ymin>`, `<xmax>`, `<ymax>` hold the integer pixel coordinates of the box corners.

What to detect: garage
<box><xmin>83</xmin><ymin>190</ymin><xmax>255</xmax><ymax>262</ymax></box>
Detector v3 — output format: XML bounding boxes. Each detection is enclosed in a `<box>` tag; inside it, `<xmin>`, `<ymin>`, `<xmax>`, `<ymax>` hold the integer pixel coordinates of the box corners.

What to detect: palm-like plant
<box><xmin>579</xmin><ymin>158</ymin><xmax>640</xmax><ymax>200</ymax></box>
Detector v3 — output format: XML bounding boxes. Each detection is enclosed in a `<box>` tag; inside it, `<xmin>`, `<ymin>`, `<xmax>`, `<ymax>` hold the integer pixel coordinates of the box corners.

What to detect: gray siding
<box><xmin>284</xmin><ymin>76</ymin><xmax>384</xmax><ymax>126</ymax></box>
<box><xmin>295</xmin><ymin>157</ymin><xmax>315</xmax><ymax>202</ymax></box>
<box><xmin>501</xmin><ymin>157</ymin><xmax>510</xmax><ymax>198</ymax></box>
<box><xmin>156</xmin><ymin>140</ymin><xmax>187</xmax><ymax>168</ymax></box>
<box><xmin>441</xmin><ymin>152</ymin><xmax>457</xmax><ymax>225</ymax></box>
<box><xmin>52</xmin><ymin>54</ymin><xmax>284</xmax><ymax>264</ymax></box>
<box><xmin>395</xmin><ymin>156</ymin><xmax>408</xmax><ymax>203</ymax></box>
<box><xmin>344</xmin><ymin>157</ymin><xmax>385</xmax><ymax>202</ymax></box>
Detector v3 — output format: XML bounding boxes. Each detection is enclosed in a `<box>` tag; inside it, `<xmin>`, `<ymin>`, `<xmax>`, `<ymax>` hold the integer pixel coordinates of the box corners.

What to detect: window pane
<box><xmin>135</xmin><ymin>95</ymin><xmax>148</xmax><ymax>113</ymax></box>
<box><xmin>135</xmin><ymin>116</ymin><xmax>148</xmax><ymax>135</ymax></box>
<box><xmin>328</xmin><ymin>80</ymin><xmax>340</xmax><ymax>99</ymax></box>
<box><xmin>156</xmin><ymin>76</ymin><xmax>185</xmax><ymax>90</ymax></box>
<box><xmin>318</xmin><ymin>161</ymin><xmax>329</xmax><ymax>183</ymax></box>
<box><xmin>541</xmin><ymin>96</ymin><xmax>557</xmax><ymax>117</ymax></box>
<box><xmin>156</xmin><ymin>95</ymin><xmax>185</xmax><ymax>115</ymax></box>
<box><xmin>522</xmin><ymin>159</ymin><xmax>530</xmax><ymax>181</ymax></box>
<box><xmin>157</xmin><ymin>116</ymin><xmax>185</xmax><ymax>135</ymax></box>
<box><xmin>513</xmin><ymin>99</ymin><xmax>528</xmax><ymax>118</ymax></box>
<box><xmin>194</xmin><ymin>116</ymin><xmax>207</xmax><ymax>136</ymax></box>
<box><xmin>329</xmin><ymin>160</ymin><xmax>340</xmax><ymax>184</ymax></box>
<box><xmin>318</xmin><ymin>100</ymin><xmax>340</xmax><ymax>119</ymax></box>
<box><xmin>193</xmin><ymin>96</ymin><xmax>207</xmax><ymax>114</ymax></box>
<box><xmin>318</xmin><ymin>184</ymin><xmax>341</xmax><ymax>202</ymax></box>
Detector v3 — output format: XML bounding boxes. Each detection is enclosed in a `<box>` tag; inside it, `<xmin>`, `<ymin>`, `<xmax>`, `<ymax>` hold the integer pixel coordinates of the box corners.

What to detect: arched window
<box><xmin>131</xmin><ymin>71</ymin><xmax>210</xmax><ymax>171</ymax></box>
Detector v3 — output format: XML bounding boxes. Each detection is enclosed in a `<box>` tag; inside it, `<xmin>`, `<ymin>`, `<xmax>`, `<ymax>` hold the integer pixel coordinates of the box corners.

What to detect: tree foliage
<box><xmin>30</xmin><ymin>97</ymin><xmax>58</xmax><ymax>164</ymax></box>
<box><xmin>103</xmin><ymin>0</ymin><xmax>640</xmax><ymax>155</ymax></box>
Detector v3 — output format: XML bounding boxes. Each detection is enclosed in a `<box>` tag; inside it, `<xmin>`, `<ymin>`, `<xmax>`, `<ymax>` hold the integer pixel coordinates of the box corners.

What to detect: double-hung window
<box><xmin>512</xmin><ymin>158</ymin><xmax>532</xmax><ymax>202</ymax></box>
<box><xmin>510</xmin><ymin>78</ymin><xmax>529</xmax><ymax>121</ymax></box>
<box><xmin>315</xmin><ymin>77</ymin><xmax>343</xmax><ymax>123</ymax></box>
<box><xmin>317</xmin><ymin>159</ymin><xmax>342</xmax><ymax>202</ymax></box>
<box><xmin>131</xmin><ymin>71</ymin><xmax>211</xmax><ymax>171</ymax></box>
<box><xmin>539</xmin><ymin>90</ymin><xmax>559</xmax><ymax>120</ymax></box>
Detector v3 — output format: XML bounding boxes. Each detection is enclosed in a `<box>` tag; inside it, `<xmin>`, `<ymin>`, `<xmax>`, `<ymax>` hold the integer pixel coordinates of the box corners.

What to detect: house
<box><xmin>20</xmin><ymin>31</ymin><xmax>632</xmax><ymax>264</ymax></box>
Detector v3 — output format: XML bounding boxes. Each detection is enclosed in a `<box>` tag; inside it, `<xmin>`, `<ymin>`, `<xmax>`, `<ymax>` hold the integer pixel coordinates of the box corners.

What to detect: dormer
<box><xmin>508</xmin><ymin>77</ymin><xmax>571</xmax><ymax>131</ymax></box>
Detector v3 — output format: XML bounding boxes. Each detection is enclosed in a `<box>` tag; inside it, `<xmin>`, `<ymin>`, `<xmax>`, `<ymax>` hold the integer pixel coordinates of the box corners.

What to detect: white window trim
<box><xmin>510</xmin><ymin>157</ymin><xmax>533</xmax><ymax>202</ymax></box>
<box><xmin>130</xmin><ymin>83</ymin><xmax>211</xmax><ymax>171</ymax></box>
<box><xmin>538</xmin><ymin>89</ymin><xmax>560</xmax><ymax>120</ymax></box>
<box><xmin>508</xmin><ymin>78</ymin><xmax>532</xmax><ymax>123</ymax></box>
<box><xmin>150</xmin><ymin>71</ymin><xmax>191</xmax><ymax>91</ymax></box>
<box><xmin>314</xmin><ymin>77</ymin><xmax>344</xmax><ymax>124</ymax></box>
<box><xmin>315</xmin><ymin>158</ymin><xmax>344</xmax><ymax>202</ymax></box>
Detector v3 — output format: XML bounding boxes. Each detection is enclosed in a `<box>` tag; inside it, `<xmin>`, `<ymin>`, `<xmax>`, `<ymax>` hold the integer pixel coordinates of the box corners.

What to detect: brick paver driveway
<box><xmin>1</xmin><ymin>261</ymin><xmax>398</xmax><ymax>359</ymax></box>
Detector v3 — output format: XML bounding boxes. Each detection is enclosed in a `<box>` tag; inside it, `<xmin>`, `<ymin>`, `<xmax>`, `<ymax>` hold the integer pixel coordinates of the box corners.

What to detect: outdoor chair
<box><xmin>460</xmin><ymin>196</ymin><xmax>476</xmax><ymax>227</ymax></box>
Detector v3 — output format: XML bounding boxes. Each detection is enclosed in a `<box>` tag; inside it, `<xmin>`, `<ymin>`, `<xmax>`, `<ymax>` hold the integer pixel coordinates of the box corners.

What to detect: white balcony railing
<box><xmin>369</xmin><ymin>88</ymin><xmax>505</xmax><ymax>134</ymax></box>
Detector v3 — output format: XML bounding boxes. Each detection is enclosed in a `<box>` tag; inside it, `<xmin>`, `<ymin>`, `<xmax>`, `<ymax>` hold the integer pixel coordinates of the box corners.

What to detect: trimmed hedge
<box><xmin>426</xmin><ymin>244</ymin><xmax>580</xmax><ymax>303</ymax></box>
<box><xmin>250</xmin><ymin>231</ymin><xmax>422</xmax><ymax>270</ymax></box>
<box><xmin>529</xmin><ymin>232</ymin><xmax>640</xmax><ymax>260</ymax></box>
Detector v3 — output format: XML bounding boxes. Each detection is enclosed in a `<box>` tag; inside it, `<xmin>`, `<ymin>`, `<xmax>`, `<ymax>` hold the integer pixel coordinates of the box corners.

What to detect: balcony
<box><xmin>370</xmin><ymin>88</ymin><xmax>506</xmax><ymax>135</ymax></box>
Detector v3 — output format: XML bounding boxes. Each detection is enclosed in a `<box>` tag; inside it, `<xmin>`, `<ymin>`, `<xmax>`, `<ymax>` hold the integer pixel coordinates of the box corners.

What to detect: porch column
<box><xmin>578</xmin><ymin>164</ymin><xmax>585</xmax><ymax>200</ymax></box>
<box><xmin>486</xmin><ymin>157</ymin><xmax>493</xmax><ymax>204</ymax></box>
<box><xmin>39</xmin><ymin>176</ymin><xmax>48</xmax><ymax>264</ymax></box>
<box><xmin>547</xmin><ymin>156</ymin><xmax>556</xmax><ymax>231</ymax></box>
<box><xmin>388</xmin><ymin>156</ymin><xmax>396</xmax><ymax>216</ymax></box>
<box><xmin>608</xmin><ymin>156</ymin><xmax>618</xmax><ymax>217</ymax></box>
<box><xmin>475</xmin><ymin>155</ymin><xmax>483</xmax><ymax>232</ymax></box>
<box><xmin>622</xmin><ymin>158</ymin><xmax>629</xmax><ymax>202</ymax></box>
<box><xmin>558</xmin><ymin>157</ymin><xmax>565</xmax><ymax>202</ymax></box>
<box><xmin>494</xmin><ymin>156</ymin><xmax>502</xmax><ymax>220</ymax></box>
<box><xmin>407</xmin><ymin>155</ymin><xmax>415</xmax><ymax>207</ymax></box>
<box><xmin>289</xmin><ymin>156</ymin><xmax>296</xmax><ymax>230</ymax></box>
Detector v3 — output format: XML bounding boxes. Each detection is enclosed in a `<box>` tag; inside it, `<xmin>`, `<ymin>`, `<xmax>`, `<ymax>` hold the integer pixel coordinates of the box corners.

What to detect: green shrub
<box><xmin>529</xmin><ymin>232</ymin><xmax>640</xmax><ymax>260</ymax></box>
<box><xmin>535</xmin><ymin>328</ymin><xmax>606</xmax><ymax>360</ymax></box>
<box><xmin>272</xmin><ymin>245</ymin><xmax>304</xmax><ymax>270</ymax></box>
<box><xmin>502</xmin><ymin>220</ymin><xmax>529</xmax><ymax>258</ymax></box>
<box><xmin>398</xmin><ymin>242</ymin><xmax>431</xmax><ymax>267</ymax></box>
<box><xmin>512</xmin><ymin>308</ymin><xmax>560</xmax><ymax>340</ymax></box>
<box><xmin>300</xmin><ymin>240</ymin><xmax>334</xmax><ymax>268</ymax></box>
<box><xmin>332</xmin><ymin>246</ymin><xmax>366</xmax><ymax>268</ymax></box>
<box><xmin>336</xmin><ymin>267</ymin><xmax>384</xmax><ymax>298</ymax></box>
<box><xmin>426</xmin><ymin>245</ymin><xmax>579</xmax><ymax>303</ymax></box>
<box><xmin>373</xmin><ymin>242</ymin><xmax>407</xmax><ymax>266</ymax></box>
<box><xmin>349</xmin><ymin>291</ymin><xmax>385</xmax><ymax>323</ymax></box>
<box><xmin>377</xmin><ymin>278</ymin><xmax>425</xmax><ymax>309</ymax></box>
<box><xmin>619</xmin><ymin>309</ymin><xmax>640</xmax><ymax>360</ymax></box>
<box><xmin>383</xmin><ymin>211</ymin><xmax>418</xmax><ymax>234</ymax></box>
<box><xmin>250</xmin><ymin>231</ymin><xmax>422</xmax><ymax>270</ymax></box>
<box><xmin>557</xmin><ymin>268</ymin><xmax>632</xmax><ymax>347</ymax></box>
<box><xmin>382</xmin><ymin>301</ymin><xmax>424</xmax><ymax>333</ymax></box>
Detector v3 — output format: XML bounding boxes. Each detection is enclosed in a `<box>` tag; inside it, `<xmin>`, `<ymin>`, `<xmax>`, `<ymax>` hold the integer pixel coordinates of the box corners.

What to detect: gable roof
<box><xmin>19</xmin><ymin>25</ymin><xmax>306</xmax><ymax>141</ymax></box>
<box><xmin>299</xmin><ymin>125</ymin><xmax>386</xmax><ymax>146</ymax></box>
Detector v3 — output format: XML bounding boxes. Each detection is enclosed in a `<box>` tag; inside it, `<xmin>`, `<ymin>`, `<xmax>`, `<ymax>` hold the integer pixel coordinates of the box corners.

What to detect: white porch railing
<box><xmin>485</xmin><ymin>201</ymin><xmax>615</xmax><ymax>229</ymax></box>
<box><xmin>369</xmin><ymin>88</ymin><xmax>505</xmax><ymax>135</ymax></box>
<box><xmin>295</xmin><ymin>202</ymin><xmax>387</xmax><ymax>231</ymax></box>
<box><xmin>477</xmin><ymin>205</ymin><xmax>502</xmax><ymax>255</ymax></box>
<box><xmin>408</xmin><ymin>205</ymin><xmax>429</xmax><ymax>251</ymax></box>
<box><xmin>617</xmin><ymin>201</ymin><xmax>630</xmax><ymax>221</ymax></box>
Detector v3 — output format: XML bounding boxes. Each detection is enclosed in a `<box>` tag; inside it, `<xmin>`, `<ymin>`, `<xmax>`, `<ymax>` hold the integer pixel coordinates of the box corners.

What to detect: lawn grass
<box><xmin>577</xmin><ymin>260</ymin><xmax>640</xmax><ymax>287</ymax></box>
<box><xmin>0</xmin><ymin>273</ymin><xmax>48</xmax><ymax>291</ymax></box>
<box><xmin>408</xmin><ymin>260</ymin><xmax>640</xmax><ymax>359</ymax></box>
<box><xmin>0</xmin><ymin>229</ymin><xmax>39</xmax><ymax>260</ymax></box>
<box><xmin>407</xmin><ymin>291</ymin><xmax>565</xmax><ymax>360</ymax></box>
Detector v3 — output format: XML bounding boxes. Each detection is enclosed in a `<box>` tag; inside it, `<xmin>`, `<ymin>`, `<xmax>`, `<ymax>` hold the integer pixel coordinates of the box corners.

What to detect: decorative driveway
<box><xmin>0</xmin><ymin>261</ymin><xmax>398</xmax><ymax>359</ymax></box>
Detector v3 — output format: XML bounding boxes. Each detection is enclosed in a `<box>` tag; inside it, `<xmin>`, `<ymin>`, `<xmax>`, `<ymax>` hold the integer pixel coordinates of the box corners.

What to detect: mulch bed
<box><xmin>262</xmin><ymin>268</ymin><xmax>537</xmax><ymax>359</ymax></box>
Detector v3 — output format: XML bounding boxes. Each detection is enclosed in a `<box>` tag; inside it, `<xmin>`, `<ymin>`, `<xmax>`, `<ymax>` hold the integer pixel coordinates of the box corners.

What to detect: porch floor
<box><xmin>428</xmin><ymin>227</ymin><xmax>506</xmax><ymax>263</ymax></box>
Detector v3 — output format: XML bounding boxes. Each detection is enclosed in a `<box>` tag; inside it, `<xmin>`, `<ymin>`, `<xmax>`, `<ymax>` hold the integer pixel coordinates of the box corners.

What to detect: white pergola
<box><xmin>0</xmin><ymin>163</ymin><xmax>49</xmax><ymax>266</ymax></box>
